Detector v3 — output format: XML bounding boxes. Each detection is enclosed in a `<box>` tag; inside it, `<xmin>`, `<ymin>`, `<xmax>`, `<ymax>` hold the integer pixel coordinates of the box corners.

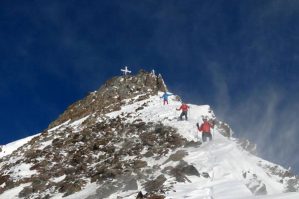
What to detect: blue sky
<box><xmin>0</xmin><ymin>0</ymin><xmax>299</xmax><ymax>173</ymax></box>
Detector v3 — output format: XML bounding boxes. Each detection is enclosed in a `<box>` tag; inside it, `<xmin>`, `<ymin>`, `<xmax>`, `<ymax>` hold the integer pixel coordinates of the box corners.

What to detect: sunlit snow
<box><xmin>1</xmin><ymin>93</ymin><xmax>299</xmax><ymax>199</ymax></box>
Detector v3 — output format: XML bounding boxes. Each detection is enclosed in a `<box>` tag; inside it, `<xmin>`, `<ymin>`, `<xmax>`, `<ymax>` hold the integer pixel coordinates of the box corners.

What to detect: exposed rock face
<box><xmin>238</xmin><ymin>139</ymin><xmax>257</xmax><ymax>155</ymax></box>
<box><xmin>162</xmin><ymin>160</ymin><xmax>200</xmax><ymax>183</ymax></box>
<box><xmin>49</xmin><ymin>70</ymin><xmax>167</xmax><ymax>128</ymax></box>
<box><xmin>144</xmin><ymin>175</ymin><xmax>167</xmax><ymax>193</ymax></box>
<box><xmin>215</xmin><ymin>120</ymin><xmax>232</xmax><ymax>138</ymax></box>
<box><xmin>164</xmin><ymin>150</ymin><xmax>188</xmax><ymax>163</ymax></box>
<box><xmin>1</xmin><ymin>70</ymin><xmax>299</xmax><ymax>199</ymax></box>
<box><xmin>136</xmin><ymin>192</ymin><xmax>165</xmax><ymax>199</ymax></box>
<box><xmin>258</xmin><ymin>163</ymin><xmax>299</xmax><ymax>192</ymax></box>
<box><xmin>0</xmin><ymin>115</ymin><xmax>188</xmax><ymax>198</ymax></box>
<box><xmin>286</xmin><ymin>178</ymin><xmax>299</xmax><ymax>192</ymax></box>
<box><xmin>0</xmin><ymin>70</ymin><xmax>176</xmax><ymax>198</ymax></box>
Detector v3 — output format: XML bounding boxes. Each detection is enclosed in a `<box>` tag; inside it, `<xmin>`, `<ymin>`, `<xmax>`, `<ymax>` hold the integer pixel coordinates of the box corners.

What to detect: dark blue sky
<box><xmin>1</xmin><ymin>0</ymin><xmax>299</xmax><ymax>172</ymax></box>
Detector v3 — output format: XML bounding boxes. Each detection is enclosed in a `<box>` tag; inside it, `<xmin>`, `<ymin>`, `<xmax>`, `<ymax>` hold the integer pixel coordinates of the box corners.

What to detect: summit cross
<box><xmin>121</xmin><ymin>66</ymin><xmax>132</xmax><ymax>76</ymax></box>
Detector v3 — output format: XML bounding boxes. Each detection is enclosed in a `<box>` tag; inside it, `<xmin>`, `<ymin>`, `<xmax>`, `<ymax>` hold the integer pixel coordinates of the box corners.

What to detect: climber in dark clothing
<box><xmin>176</xmin><ymin>103</ymin><xmax>190</xmax><ymax>120</ymax></box>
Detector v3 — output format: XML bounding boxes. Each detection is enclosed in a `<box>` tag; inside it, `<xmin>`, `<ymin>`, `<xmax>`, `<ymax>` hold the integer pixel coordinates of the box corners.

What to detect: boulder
<box><xmin>134</xmin><ymin>160</ymin><xmax>148</xmax><ymax>169</ymax></box>
<box><xmin>144</xmin><ymin>175</ymin><xmax>167</xmax><ymax>193</ymax></box>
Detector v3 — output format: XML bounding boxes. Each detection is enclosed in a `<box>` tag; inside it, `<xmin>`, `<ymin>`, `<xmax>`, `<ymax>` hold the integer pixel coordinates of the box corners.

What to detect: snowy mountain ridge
<box><xmin>0</xmin><ymin>71</ymin><xmax>298</xmax><ymax>199</ymax></box>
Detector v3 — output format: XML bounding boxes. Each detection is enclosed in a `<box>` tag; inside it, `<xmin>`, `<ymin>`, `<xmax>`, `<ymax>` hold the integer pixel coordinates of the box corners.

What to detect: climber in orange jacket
<box><xmin>197</xmin><ymin>117</ymin><xmax>214</xmax><ymax>142</ymax></box>
<box><xmin>176</xmin><ymin>103</ymin><xmax>190</xmax><ymax>120</ymax></box>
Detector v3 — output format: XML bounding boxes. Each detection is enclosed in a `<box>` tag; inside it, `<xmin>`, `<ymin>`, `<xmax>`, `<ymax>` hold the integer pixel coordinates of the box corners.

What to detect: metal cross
<box><xmin>121</xmin><ymin>66</ymin><xmax>132</xmax><ymax>75</ymax></box>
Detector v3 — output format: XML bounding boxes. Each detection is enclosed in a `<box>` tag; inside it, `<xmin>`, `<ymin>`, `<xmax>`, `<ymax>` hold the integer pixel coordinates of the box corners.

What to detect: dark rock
<box><xmin>24</xmin><ymin>149</ymin><xmax>43</xmax><ymax>160</ymax></box>
<box><xmin>86</xmin><ymin>181</ymin><xmax>121</xmax><ymax>199</ymax></box>
<box><xmin>166</xmin><ymin>150</ymin><xmax>188</xmax><ymax>162</ymax></box>
<box><xmin>169</xmin><ymin>168</ymin><xmax>190</xmax><ymax>182</ymax></box>
<box><xmin>144</xmin><ymin>175</ymin><xmax>167</xmax><ymax>193</ymax></box>
<box><xmin>134</xmin><ymin>160</ymin><xmax>148</xmax><ymax>169</ymax></box>
<box><xmin>140</xmin><ymin>132</ymin><xmax>157</xmax><ymax>146</ymax></box>
<box><xmin>58</xmin><ymin>179</ymin><xmax>85</xmax><ymax>197</ymax></box>
<box><xmin>201</xmin><ymin>172</ymin><xmax>210</xmax><ymax>178</ymax></box>
<box><xmin>134</xmin><ymin>122</ymin><xmax>147</xmax><ymax>128</ymax></box>
<box><xmin>0</xmin><ymin>79</ymin><xmax>190</xmax><ymax>199</ymax></box>
<box><xmin>144</xmin><ymin>150</ymin><xmax>154</xmax><ymax>158</ymax></box>
<box><xmin>30</xmin><ymin>160</ymin><xmax>49</xmax><ymax>171</ymax></box>
<box><xmin>64</xmin><ymin>167</ymin><xmax>77</xmax><ymax>175</ymax></box>
<box><xmin>102</xmin><ymin>168</ymin><xmax>121</xmax><ymax>179</ymax></box>
<box><xmin>70</xmin><ymin>153</ymin><xmax>85</xmax><ymax>166</ymax></box>
<box><xmin>255</xmin><ymin>184</ymin><xmax>267</xmax><ymax>195</ymax></box>
<box><xmin>243</xmin><ymin>171</ymin><xmax>247</xmax><ymax>179</ymax></box>
<box><xmin>215</xmin><ymin>120</ymin><xmax>231</xmax><ymax>138</ymax></box>
<box><xmin>52</xmin><ymin>138</ymin><xmax>64</xmax><ymax>148</ymax></box>
<box><xmin>0</xmin><ymin>175</ymin><xmax>10</xmax><ymax>185</ymax></box>
<box><xmin>283</xmin><ymin>170</ymin><xmax>294</xmax><ymax>178</ymax></box>
<box><xmin>163</xmin><ymin>161</ymin><xmax>199</xmax><ymax>183</ymax></box>
<box><xmin>237</xmin><ymin>139</ymin><xmax>257</xmax><ymax>155</ymax></box>
<box><xmin>18</xmin><ymin>177</ymin><xmax>50</xmax><ymax>198</ymax></box>
<box><xmin>3</xmin><ymin>179</ymin><xmax>14</xmax><ymax>189</ymax></box>
<box><xmin>285</xmin><ymin>179</ymin><xmax>299</xmax><ymax>192</ymax></box>
<box><xmin>147</xmin><ymin>195</ymin><xmax>165</xmax><ymax>199</ymax></box>
<box><xmin>184</xmin><ymin>141</ymin><xmax>201</xmax><ymax>148</ymax></box>
<box><xmin>48</xmin><ymin>70</ymin><xmax>167</xmax><ymax>128</ymax></box>
<box><xmin>19</xmin><ymin>186</ymin><xmax>34</xmax><ymax>198</ymax></box>
<box><xmin>124</xmin><ymin>177</ymin><xmax>138</xmax><ymax>191</ymax></box>
<box><xmin>136</xmin><ymin>191</ymin><xmax>144</xmax><ymax>199</ymax></box>
<box><xmin>135</xmin><ymin>107</ymin><xmax>144</xmax><ymax>112</ymax></box>
<box><xmin>181</xmin><ymin>165</ymin><xmax>200</xmax><ymax>176</ymax></box>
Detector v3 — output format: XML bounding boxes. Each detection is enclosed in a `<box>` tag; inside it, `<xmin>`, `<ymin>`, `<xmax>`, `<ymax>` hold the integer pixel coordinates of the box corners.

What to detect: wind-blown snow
<box><xmin>107</xmin><ymin>93</ymin><xmax>214</xmax><ymax>141</ymax></box>
<box><xmin>1</xmin><ymin>93</ymin><xmax>299</xmax><ymax>199</ymax></box>
<box><xmin>107</xmin><ymin>93</ymin><xmax>299</xmax><ymax>199</ymax></box>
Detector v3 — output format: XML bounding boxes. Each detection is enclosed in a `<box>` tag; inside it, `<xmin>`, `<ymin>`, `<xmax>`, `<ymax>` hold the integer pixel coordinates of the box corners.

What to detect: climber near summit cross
<box><xmin>176</xmin><ymin>102</ymin><xmax>190</xmax><ymax>120</ymax></box>
<box><xmin>160</xmin><ymin>91</ymin><xmax>173</xmax><ymax>105</ymax></box>
<box><xmin>197</xmin><ymin>117</ymin><xmax>214</xmax><ymax>142</ymax></box>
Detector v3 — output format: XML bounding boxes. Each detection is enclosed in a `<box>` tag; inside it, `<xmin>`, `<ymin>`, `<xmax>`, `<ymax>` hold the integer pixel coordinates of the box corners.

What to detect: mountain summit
<box><xmin>49</xmin><ymin>70</ymin><xmax>167</xmax><ymax>128</ymax></box>
<box><xmin>0</xmin><ymin>70</ymin><xmax>299</xmax><ymax>199</ymax></box>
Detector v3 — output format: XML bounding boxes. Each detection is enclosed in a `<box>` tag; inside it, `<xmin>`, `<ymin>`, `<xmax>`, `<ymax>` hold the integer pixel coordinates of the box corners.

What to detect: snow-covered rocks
<box><xmin>0</xmin><ymin>71</ymin><xmax>298</xmax><ymax>199</ymax></box>
<box><xmin>48</xmin><ymin>70</ymin><xmax>167</xmax><ymax>129</ymax></box>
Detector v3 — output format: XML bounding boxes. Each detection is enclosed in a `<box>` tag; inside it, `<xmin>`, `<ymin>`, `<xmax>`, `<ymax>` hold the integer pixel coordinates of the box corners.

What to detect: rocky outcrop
<box><xmin>2</xmin><ymin>69</ymin><xmax>298</xmax><ymax>199</ymax></box>
<box><xmin>215</xmin><ymin>120</ymin><xmax>232</xmax><ymax>138</ymax></box>
<box><xmin>238</xmin><ymin>139</ymin><xmax>257</xmax><ymax>155</ymax></box>
<box><xmin>144</xmin><ymin>175</ymin><xmax>167</xmax><ymax>193</ymax></box>
<box><xmin>136</xmin><ymin>191</ymin><xmax>165</xmax><ymax>199</ymax></box>
<box><xmin>285</xmin><ymin>178</ymin><xmax>299</xmax><ymax>192</ymax></box>
<box><xmin>162</xmin><ymin>160</ymin><xmax>200</xmax><ymax>183</ymax></box>
<box><xmin>0</xmin><ymin>114</ymin><xmax>187</xmax><ymax>198</ymax></box>
<box><xmin>258</xmin><ymin>163</ymin><xmax>299</xmax><ymax>192</ymax></box>
<box><xmin>242</xmin><ymin>171</ymin><xmax>267</xmax><ymax>195</ymax></box>
<box><xmin>49</xmin><ymin>70</ymin><xmax>167</xmax><ymax>128</ymax></box>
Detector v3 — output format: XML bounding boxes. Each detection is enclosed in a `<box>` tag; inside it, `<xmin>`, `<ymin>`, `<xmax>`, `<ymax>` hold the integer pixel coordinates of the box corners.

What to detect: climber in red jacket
<box><xmin>197</xmin><ymin>117</ymin><xmax>214</xmax><ymax>142</ymax></box>
<box><xmin>176</xmin><ymin>103</ymin><xmax>190</xmax><ymax>120</ymax></box>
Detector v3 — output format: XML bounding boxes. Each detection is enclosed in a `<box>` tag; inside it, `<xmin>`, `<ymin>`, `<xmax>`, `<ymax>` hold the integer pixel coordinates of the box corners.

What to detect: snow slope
<box><xmin>107</xmin><ymin>93</ymin><xmax>299</xmax><ymax>199</ymax></box>
<box><xmin>1</xmin><ymin>93</ymin><xmax>298</xmax><ymax>199</ymax></box>
<box><xmin>0</xmin><ymin>134</ymin><xmax>39</xmax><ymax>158</ymax></box>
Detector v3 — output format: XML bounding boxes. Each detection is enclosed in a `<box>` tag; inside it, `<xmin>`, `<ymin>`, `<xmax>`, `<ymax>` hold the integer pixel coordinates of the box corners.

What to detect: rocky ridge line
<box><xmin>49</xmin><ymin>70</ymin><xmax>167</xmax><ymax>129</ymax></box>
